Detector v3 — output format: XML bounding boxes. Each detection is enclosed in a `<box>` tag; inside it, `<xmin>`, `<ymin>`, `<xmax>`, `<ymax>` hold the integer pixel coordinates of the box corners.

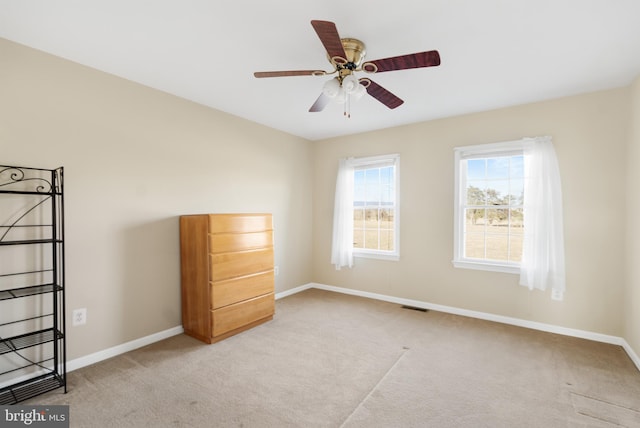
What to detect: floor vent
<box><xmin>401</xmin><ymin>305</ymin><xmax>428</xmax><ymax>312</ymax></box>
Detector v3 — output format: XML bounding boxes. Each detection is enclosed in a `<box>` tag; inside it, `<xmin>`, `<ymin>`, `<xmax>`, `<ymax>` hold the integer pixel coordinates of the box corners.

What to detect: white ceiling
<box><xmin>1</xmin><ymin>0</ymin><xmax>640</xmax><ymax>141</ymax></box>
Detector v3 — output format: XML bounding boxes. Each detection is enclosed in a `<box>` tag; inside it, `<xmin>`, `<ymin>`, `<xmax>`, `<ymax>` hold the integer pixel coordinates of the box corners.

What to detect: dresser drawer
<box><xmin>211</xmin><ymin>270</ymin><xmax>274</xmax><ymax>309</ymax></box>
<box><xmin>209</xmin><ymin>230</ymin><xmax>273</xmax><ymax>254</ymax></box>
<box><xmin>208</xmin><ymin>214</ymin><xmax>272</xmax><ymax>234</ymax></box>
<box><xmin>209</xmin><ymin>248</ymin><xmax>274</xmax><ymax>282</ymax></box>
<box><xmin>211</xmin><ymin>293</ymin><xmax>274</xmax><ymax>337</ymax></box>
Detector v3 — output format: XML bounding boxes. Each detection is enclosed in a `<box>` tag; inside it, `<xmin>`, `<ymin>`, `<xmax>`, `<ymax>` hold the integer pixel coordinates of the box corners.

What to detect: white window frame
<box><xmin>453</xmin><ymin>140</ymin><xmax>525</xmax><ymax>274</ymax></box>
<box><xmin>352</xmin><ymin>154</ymin><xmax>400</xmax><ymax>261</ymax></box>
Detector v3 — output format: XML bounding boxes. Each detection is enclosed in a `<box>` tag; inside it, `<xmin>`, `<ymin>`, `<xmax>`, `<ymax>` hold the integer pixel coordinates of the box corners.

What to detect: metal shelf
<box><xmin>0</xmin><ymin>190</ymin><xmax>61</xmax><ymax>196</ymax></box>
<box><xmin>0</xmin><ymin>164</ymin><xmax>66</xmax><ymax>403</ymax></box>
<box><xmin>0</xmin><ymin>284</ymin><xmax>61</xmax><ymax>301</ymax></box>
<box><xmin>0</xmin><ymin>328</ymin><xmax>63</xmax><ymax>355</ymax></box>
<box><xmin>0</xmin><ymin>373</ymin><xmax>65</xmax><ymax>405</ymax></box>
<box><xmin>0</xmin><ymin>239</ymin><xmax>61</xmax><ymax>246</ymax></box>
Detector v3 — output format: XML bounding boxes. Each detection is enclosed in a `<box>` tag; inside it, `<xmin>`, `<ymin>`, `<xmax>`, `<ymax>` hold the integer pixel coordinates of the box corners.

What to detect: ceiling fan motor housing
<box><xmin>327</xmin><ymin>38</ymin><xmax>366</xmax><ymax>83</ymax></box>
<box><xmin>329</xmin><ymin>38</ymin><xmax>366</xmax><ymax>69</ymax></box>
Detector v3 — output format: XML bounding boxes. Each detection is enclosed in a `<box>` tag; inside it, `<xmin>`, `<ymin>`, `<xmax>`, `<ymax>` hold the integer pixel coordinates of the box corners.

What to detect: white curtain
<box><xmin>519</xmin><ymin>136</ymin><xmax>566</xmax><ymax>300</ymax></box>
<box><xmin>331</xmin><ymin>158</ymin><xmax>355</xmax><ymax>270</ymax></box>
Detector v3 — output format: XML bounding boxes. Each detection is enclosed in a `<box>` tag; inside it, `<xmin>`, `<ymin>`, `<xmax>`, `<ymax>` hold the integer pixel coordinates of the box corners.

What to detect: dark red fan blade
<box><xmin>309</xmin><ymin>93</ymin><xmax>331</xmax><ymax>112</ymax></box>
<box><xmin>363</xmin><ymin>79</ymin><xmax>404</xmax><ymax>109</ymax></box>
<box><xmin>254</xmin><ymin>70</ymin><xmax>324</xmax><ymax>78</ymax></box>
<box><xmin>364</xmin><ymin>50</ymin><xmax>440</xmax><ymax>73</ymax></box>
<box><xmin>311</xmin><ymin>20</ymin><xmax>347</xmax><ymax>61</ymax></box>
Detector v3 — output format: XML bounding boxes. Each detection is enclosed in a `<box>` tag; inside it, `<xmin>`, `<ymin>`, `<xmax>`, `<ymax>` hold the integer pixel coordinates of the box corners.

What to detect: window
<box><xmin>352</xmin><ymin>155</ymin><xmax>399</xmax><ymax>259</ymax></box>
<box><xmin>453</xmin><ymin>141</ymin><xmax>525</xmax><ymax>273</ymax></box>
<box><xmin>331</xmin><ymin>154</ymin><xmax>399</xmax><ymax>270</ymax></box>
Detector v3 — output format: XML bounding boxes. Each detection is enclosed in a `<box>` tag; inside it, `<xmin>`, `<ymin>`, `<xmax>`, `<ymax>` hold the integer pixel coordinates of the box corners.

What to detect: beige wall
<box><xmin>313</xmin><ymin>88</ymin><xmax>630</xmax><ymax>337</ymax></box>
<box><xmin>0</xmin><ymin>38</ymin><xmax>314</xmax><ymax>360</ymax></box>
<box><xmin>625</xmin><ymin>76</ymin><xmax>640</xmax><ymax>354</ymax></box>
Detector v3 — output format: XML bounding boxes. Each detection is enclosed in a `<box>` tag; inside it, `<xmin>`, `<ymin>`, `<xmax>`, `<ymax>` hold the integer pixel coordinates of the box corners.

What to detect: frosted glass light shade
<box><xmin>342</xmin><ymin>75</ymin><xmax>360</xmax><ymax>94</ymax></box>
<box><xmin>322</xmin><ymin>78</ymin><xmax>342</xmax><ymax>98</ymax></box>
<box><xmin>353</xmin><ymin>81</ymin><xmax>366</xmax><ymax>100</ymax></box>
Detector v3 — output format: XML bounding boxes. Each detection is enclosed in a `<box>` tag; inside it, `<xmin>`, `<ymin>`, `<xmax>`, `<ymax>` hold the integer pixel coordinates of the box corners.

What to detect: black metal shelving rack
<box><xmin>0</xmin><ymin>165</ymin><xmax>66</xmax><ymax>404</ymax></box>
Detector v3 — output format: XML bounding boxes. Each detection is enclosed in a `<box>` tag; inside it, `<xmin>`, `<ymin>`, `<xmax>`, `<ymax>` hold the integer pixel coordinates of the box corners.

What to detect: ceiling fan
<box><xmin>253</xmin><ymin>20</ymin><xmax>441</xmax><ymax>115</ymax></box>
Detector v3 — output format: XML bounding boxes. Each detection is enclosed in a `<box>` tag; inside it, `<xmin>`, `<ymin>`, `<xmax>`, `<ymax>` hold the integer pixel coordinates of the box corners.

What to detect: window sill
<box><xmin>452</xmin><ymin>259</ymin><xmax>520</xmax><ymax>274</ymax></box>
<box><xmin>354</xmin><ymin>251</ymin><xmax>400</xmax><ymax>262</ymax></box>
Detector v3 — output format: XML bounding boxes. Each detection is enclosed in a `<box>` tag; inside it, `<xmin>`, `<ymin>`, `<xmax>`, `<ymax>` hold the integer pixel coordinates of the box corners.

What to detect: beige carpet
<box><xmin>26</xmin><ymin>289</ymin><xmax>640</xmax><ymax>427</ymax></box>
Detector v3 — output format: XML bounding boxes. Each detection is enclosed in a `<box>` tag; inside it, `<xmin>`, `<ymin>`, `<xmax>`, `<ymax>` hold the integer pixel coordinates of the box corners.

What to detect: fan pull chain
<box><xmin>344</xmin><ymin>93</ymin><xmax>351</xmax><ymax>118</ymax></box>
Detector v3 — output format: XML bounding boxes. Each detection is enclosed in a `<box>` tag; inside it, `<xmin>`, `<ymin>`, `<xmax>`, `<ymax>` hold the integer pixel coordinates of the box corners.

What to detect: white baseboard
<box><xmin>67</xmin><ymin>326</ymin><xmax>184</xmax><ymax>372</ymax></box>
<box><xmin>275</xmin><ymin>283</ymin><xmax>313</xmax><ymax>300</ymax></box>
<box><xmin>294</xmin><ymin>282</ymin><xmax>640</xmax><ymax>372</ymax></box>
<box><xmin>62</xmin><ymin>283</ymin><xmax>640</xmax><ymax>375</ymax></box>
<box><xmin>621</xmin><ymin>339</ymin><xmax>640</xmax><ymax>371</ymax></box>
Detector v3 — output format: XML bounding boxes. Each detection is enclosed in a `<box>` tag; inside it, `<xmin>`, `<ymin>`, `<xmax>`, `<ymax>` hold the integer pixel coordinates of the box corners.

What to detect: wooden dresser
<box><xmin>179</xmin><ymin>213</ymin><xmax>275</xmax><ymax>344</ymax></box>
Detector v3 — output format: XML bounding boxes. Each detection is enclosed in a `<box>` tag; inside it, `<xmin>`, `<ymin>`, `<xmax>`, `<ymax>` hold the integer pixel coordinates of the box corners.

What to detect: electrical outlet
<box><xmin>274</xmin><ymin>266</ymin><xmax>280</xmax><ymax>276</ymax></box>
<box><xmin>72</xmin><ymin>308</ymin><xmax>87</xmax><ymax>326</ymax></box>
<box><xmin>551</xmin><ymin>289</ymin><xmax>564</xmax><ymax>301</ymax></box>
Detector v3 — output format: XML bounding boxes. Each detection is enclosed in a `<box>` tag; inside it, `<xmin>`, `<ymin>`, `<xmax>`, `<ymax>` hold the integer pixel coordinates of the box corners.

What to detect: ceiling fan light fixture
<box><xmin>353</xmin><ymin>82</ymin><xmax>367</xmax><ymax>100</ymax></box>
<box><xmin>322</xmin><ymin>77</ymin><xmax>342</xmax><ymax>98</ymax></box>
<box><xmin>342</xmin><ymin>74</ymin><xmax>360</xmax><ymax>94</ymax></box>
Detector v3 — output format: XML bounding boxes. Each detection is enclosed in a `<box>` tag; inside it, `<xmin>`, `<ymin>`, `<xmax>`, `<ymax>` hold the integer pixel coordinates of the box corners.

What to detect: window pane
<box><xmin>365</xmin><ymin>168</ymin><xmax>379</xmax><ymax>181</ymax></box>
<box><xmin>510</xmin><ymin>156</ymin><xmax>524</xmax><ymax>178</ymax></box>
<box><xmin>380</xmin><ymin>208</ymin><xmax>394</xmax><ymax>229</ymax></box>
<box><xmin>365</xmin><ymin>190</ymin><xmax>379</xmax><ymax>204</ymax></box>
<box><xmin>354</xmin><ymin>208</ymin><xmax>365</xmax><ymax>228</ymax></box>
<box><xmin>380</xmin><ymin>166</ymin><xmax>393</xmax><ymax>185</ymax></box>
<box><xmin>381</xmin><ymin>184</ymin><xmax>393</xmax><ymax>203</ymax></box>
<box><xmin>510</xmin><ymin>208</ymin><xmax>524</xmax><ymax>231</ymax></box>
<box><xmin>487</xmin><ymin>158</ymin><xmax>509</xmax><ymax>179</ymax></box>
<box><xmin>379</xmin><ymin>230</ymin><xmax>394</xmax><ymax>251</ymax></box>
<box><xmin>467</xmin><ymin>159</ymin><xmax>485</xmax><ymax>179</ymax></box>
<box><xmin>353</xmin><ymin>229</ymin><xmax>364</xmax><ymax>249</ymax></box>
<box><xmin>482</xmin><ymin>188</ymin><xmax>500</xmax><ymax>205</ymax></box>
<box><xmin>365</xmin><ymin>229</ymin><xmax>379</xmax><ymax>250</ymax></box>
<box><xmin>466</xmin><ymin>182</ymin><xmax>486</xmax><ymax>205</ymax></box>
<box><xmin>365</xmin><ymin>168</ymin><xmax>379</xmax><ymax>203</ymax></box>
<box><xmin>465</xmin><ymin>233</ymin><xmax>485</xmax><ymax>258</ymax></box>
<box><xmin>509</xmin><ymin>235</ymin><xmax>523</xmax><ymax>262</ymax></box>
<box><xmin>365</xmin><ymin>208</ymin><xmax>378</xmax><ymax>224</ymax></box>
<box><xmin>509</xmin><ymin>178</ymin><xmax>524</xmax><ymax>205</ymax></box>
<box><xmin>465</xmin><ymin>208</ymin><xmax>485</xmax><ymax>229</ymax></box>
<box><xmin>486</xmin><ymin>234</ymin><xmax>509</xmax><ymax>261</ymax></box>
<box><xmin>487</xmin><ymin>209</ymin><xmax>509</xmax><ymax>231</ymax></box>
<box><xmin>354</xmin><ymin>170</ymin><xmax>365</xmax><ymax>203</ymax></box>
